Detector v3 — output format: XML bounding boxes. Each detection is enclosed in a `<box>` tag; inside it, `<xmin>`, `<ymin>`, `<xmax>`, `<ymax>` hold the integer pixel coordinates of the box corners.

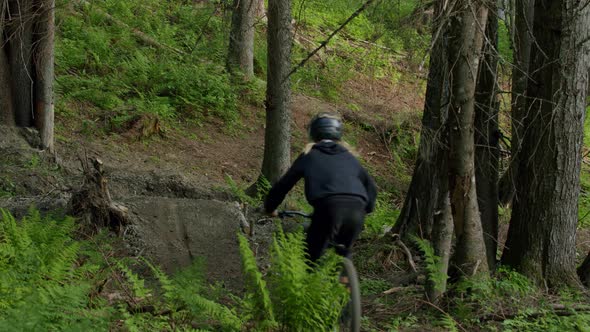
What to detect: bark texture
<box><xmin>447</xmin><ymin>0</ymin><xmax>489</xmax><ymax>276</ymax></box>
<box><xmin>474</xmin><ymin>8</ymin><xmax>500</xmax><ymax>271</ymax></box>
<box><xmin>260</xmin><ymin>0</ymin><xmax>292</xmax><ymax>184</ymax></box>
<box><xmin>498</xmin><ymin>0</ymin><xmax>535</xmax><ymax>204</ymax></box>
<box><xmin>502</xmin><ymin>0</ymin><xmax>590</xmax><ymax>288</ymax></box>
<box><xmin>7</xmin><ymin>0</ymin><xmax>34</xmax><ymax>127</ymax></box>
<box><xmin>426</xmin><ymin>111</ymin><xmax>453</xmax><ymax>301</ymax></box>
<box><xmin>0</xmin><ymin>1</ymin><xmax>15</xmax><ymax>126</ymax></box>
<box><xmin>393</xmin><ymin>5</ymin><xmax>450</xmax><ymax>240</ymax></box>
<box><xmin>34</xmin><ymin>0</ymin><xmax>55</xmax><ymax>152</ymax></box>
<box><xmin>227</xmin><ymin>0</ymin><xmax>255</xmax><ymax>78</ymax></box>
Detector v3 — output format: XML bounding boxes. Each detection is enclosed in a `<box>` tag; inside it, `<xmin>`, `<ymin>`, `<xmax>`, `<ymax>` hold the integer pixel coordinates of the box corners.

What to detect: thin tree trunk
<box><xmin>426</xmin><ymin>114</ymin><xmax>453</xmax><ymax>302</ymax></box>
<box><xmin>427</xmin><ymin>175</ymin><xmax>453</xmax><ymax>302</ymax></box>
<box><xmin>260</xmin><ymin>0</ymin><xmax>292</xmax><ymax>184</ymax></box>
<box><xmin>227</xmin><ymin>0</ymin><xmax>255</xmax><ymax>78</ymax></box>
<box><xmin>34</xmin><ymin>0</ymin><xmax>55</xmax><ymax>152</ymax></box>
<box><xmin>254</xmin><ymin>0</ymin><xmax>265</xmax><ymax>22</ymax></box>
<box><xmin>497</xmin><ymin>0</ymin><xmax>535</xmax><ymax>205</ymax></box>
<box><xmin>0</xmin><ymin>1</ymin><xmax>15</xmax><ymax>126</ymax></box>
<box><xmin>392</xmin><ymin>1</ymin><xmax>450</xmax><ymax>240</ymax></box>
<box><xmin>7</xmin><ymin>0</ymin><xmax>34</xmax><ymax>127</ymax></box>
<box><xmin>502</xmin><ymin>0</ymin><xmax>589</xmax><ymax>288</ymax></box>
<box><xmin>474</xmin><ymin>7</ymin><xmax>500</xmax><ymax>271</ymax></box>
<box><xmin>447</xmin><ymin>0</ymin><xmax>489</xmax><ymax>276</ymax></box>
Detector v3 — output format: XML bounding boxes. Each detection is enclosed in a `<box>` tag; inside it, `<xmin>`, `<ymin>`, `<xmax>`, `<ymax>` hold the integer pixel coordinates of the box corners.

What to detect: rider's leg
<box><xmin>332</xmin><ymin>202</ymin><xmax>365</xmax><ymax>258</ymax></box>
<box><xmin>305</xmin><ymin>205</ymin><xmax>333</xmax><ymax>262</ymax></box>
<box><xmin>306</xmin><ymin>196</ymin><xmax>366</xmax><ymax>262</ymax></box>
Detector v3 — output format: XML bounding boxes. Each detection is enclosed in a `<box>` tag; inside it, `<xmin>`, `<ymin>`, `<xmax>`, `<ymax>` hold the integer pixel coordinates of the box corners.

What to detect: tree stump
<box><xmin>70</xmin><ymin>156</ymin><xmax>129</xmax><ymax>234</ymax></box>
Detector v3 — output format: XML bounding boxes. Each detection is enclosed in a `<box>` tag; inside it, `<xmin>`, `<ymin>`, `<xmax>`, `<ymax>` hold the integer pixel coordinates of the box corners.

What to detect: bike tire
<box><xmin>339</xmin><ymin>258</ymin><xmax>361</xmax><ymax>332</ymax></box>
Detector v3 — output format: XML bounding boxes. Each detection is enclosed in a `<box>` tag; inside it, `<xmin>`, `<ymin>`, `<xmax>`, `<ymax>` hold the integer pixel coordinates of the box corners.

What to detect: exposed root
<box><xmin>70</xmin><ymin>155</ymin><xmax>129</xmax><ymax>234</ymax></box>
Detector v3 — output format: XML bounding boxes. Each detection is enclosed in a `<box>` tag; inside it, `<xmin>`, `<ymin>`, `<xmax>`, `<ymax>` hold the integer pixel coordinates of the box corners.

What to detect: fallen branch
<box><xmin>392</xmin><ymin>233</ymin><xmax>418</xmax><ymax>273</ymax></box>
<box><xmin>382</xmin><ymin>286</ymin><xmax>404</xmax><ymax>295</ymax></box>
<box><xmin>284</xmin><ymin>0</ymin><xmax>378</xmax><ymax>81</ymax></box>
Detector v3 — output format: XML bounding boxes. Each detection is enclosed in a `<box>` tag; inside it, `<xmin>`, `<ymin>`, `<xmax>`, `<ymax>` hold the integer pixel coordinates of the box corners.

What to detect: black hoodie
<box><xmin>264</xmin><ymin>141</ymin><xmax>377</xmax><ymax>214</ymax></box>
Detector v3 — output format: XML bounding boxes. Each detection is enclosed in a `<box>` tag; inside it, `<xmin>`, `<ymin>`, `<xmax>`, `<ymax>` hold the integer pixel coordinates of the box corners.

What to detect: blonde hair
<box><xmin>302</xmin><ymin>141</ymin><xmax>358</xmax><ymax>157</ymax></box>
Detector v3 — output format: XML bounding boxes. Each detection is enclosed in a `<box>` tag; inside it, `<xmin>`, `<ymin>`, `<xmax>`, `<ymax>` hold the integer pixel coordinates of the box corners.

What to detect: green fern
<box><xmin>438</xmin><ymin>313</ymin><xmax>459</xmax><ymax>332</ymax></box>
<box><xmin>117</xmin><ymin>261</ymin><xmax>151</xmax><ymax>300</ymax></box>
<box><xmin>238</xmin><ymin>232</ymin><xmax>277</xmax><ymax>328</ymax></box>
<box><xmin>149</xmin><ymin>259</ymin><xmax>242</xmax><ymax>331</ymax></box>
<box><xmin>0</xmin><ymin>209</ymin><xmax>109</xmax><ymax>331</ymax></box>
<box><xmin>239</xmin><ymin>224</ymin><xmax>347</xmax><ymax>331</ymax></box>
<box><xmin>412</xmin><ymin>236</ymin><xmax>447</xmax><ymax>292</ymax></box>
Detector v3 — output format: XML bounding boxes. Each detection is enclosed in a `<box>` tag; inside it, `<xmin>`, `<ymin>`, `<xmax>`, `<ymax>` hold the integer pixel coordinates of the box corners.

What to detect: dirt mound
<box><xmin>123</xmin><ymin>197</ymin><xmax>247</xmax><ymax>290</ymax></box>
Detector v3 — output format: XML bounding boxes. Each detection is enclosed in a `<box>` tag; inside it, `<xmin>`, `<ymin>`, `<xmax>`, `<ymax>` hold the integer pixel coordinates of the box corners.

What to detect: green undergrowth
<box><xmin>446</xmin><ymin>269</ymin><xmax>590</xmax><ymax>331</ymax></box>
<box><xmin>289</xmin><ymin>0</ymin><xmax>429</xmax><ymax>100</ymax></box>
<box><xmin>0</xmin><ymin>207</ymin><xmax>354</xmax><ymax>331</ymax></box>
<box><xmin>362</xmin><ymin>192</ymin><xmax>400</xmax><ymax>239</ymax></box>
<box><xmin>54</xmin><ymin>0</ymin><xmax>426</xmax><ymax>134</ymax></box>
<box><xmin>238</xmin><ymin>224</ymin><xmax>347</xmax><ymax>331</ymax></box>
<box><xmin>365</xmin><ymin>264</ymin><xmax>590</xmax><ymax>331</ymax></box>
<box><xmin>55</xmin><ymin>0</ymin><xmax>248</xmax><ymax>133</ymax></box>
<box><xmin>0</xmin><ymin>209</ymin><xmax>241</xmax><ymax>331</ymax></box>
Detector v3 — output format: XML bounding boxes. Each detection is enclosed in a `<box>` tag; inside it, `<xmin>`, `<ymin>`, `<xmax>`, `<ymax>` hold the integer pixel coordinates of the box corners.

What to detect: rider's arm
<box><xmin>360</xmin><ymin>167</ymin><xmax>377</xmax><ymax>214</ymax></box>
<box><xmin>264</xmin><ymin>154</ymin><xmax>306</xmax><ymax>213</ymax></box>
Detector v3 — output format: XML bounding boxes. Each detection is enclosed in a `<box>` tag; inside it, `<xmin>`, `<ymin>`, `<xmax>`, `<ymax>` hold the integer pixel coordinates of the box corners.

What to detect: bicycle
<box><xmin>278</xmin><ymin>210</ymin><xmax>361</xmax><ymax>332</ymax></box>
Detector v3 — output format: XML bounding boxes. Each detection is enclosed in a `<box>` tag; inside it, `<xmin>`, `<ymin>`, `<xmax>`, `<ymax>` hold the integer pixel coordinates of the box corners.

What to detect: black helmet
<box><xmin>309</xmin><ymin>113</ymin><xmax>343</xmax><ymax>142</ymax></box>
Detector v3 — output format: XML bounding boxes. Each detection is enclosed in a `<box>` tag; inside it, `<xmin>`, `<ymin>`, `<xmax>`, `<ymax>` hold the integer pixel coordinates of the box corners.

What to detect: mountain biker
<box><xmin>264</xmin><ymin>113</ymin><xmax>377</xmax><ymax>263</ymax></box>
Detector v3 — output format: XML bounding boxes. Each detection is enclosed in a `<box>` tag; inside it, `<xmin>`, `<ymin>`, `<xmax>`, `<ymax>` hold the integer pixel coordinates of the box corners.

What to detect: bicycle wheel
<box><xmin>338</xmin><ymin>258</ymin><xmax>361</xmax><ymax>332</ymax></box>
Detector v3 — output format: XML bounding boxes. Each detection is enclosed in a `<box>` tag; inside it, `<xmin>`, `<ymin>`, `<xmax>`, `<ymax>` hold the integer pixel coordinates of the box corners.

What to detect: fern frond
<box><xmin>438</xmin><ymin>313</ymin><xmax>459</xmax><ymax>332</ymax></box>
<box><xmin>237</xmin><ymin>232</ymin><xmax>277</xmax><ymax>327</ymax></box>
<box><xmin>412</xmin><ymin>236</ymin><xmax>447</xmax><ymax>292</ymax></box>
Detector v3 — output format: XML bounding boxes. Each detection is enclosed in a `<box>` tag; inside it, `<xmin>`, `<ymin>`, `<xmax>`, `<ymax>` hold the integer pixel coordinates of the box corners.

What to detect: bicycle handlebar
<box><xmin>278</xmin><ymin>210</ymin><xmax>312</xmax><ymax>219</ymax></box>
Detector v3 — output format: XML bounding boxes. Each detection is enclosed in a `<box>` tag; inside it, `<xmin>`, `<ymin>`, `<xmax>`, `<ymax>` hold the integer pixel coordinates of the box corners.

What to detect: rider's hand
<box><xmin>268</xmin><ymin>210</ymin><xmax>278</xmax><ymax>217</ymax></box>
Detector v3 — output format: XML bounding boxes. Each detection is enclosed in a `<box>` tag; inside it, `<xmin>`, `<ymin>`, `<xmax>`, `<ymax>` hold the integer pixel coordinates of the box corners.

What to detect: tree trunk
<box><xmin>392</xmin><ymin>2</ymin><xmax>450</xmax><ymax>240</ymax></box>
<box><xmin>501</xmin><ymin>0</ymin><xmax>589</xmax><ymax>288</ymax></box>
<box><xmin>474</xmin><ymin>6</ymin><xmax>500</xmax><ymax>271</ymax></box>
<box><xmin>497</xmin><ymin>0</ymin><xmax>535</xmax><ymax>205</ymax></box>
<box><xmin>427</xmin><ymin>170</ymin><xmax>453</xmax><ymax>302</ymax></box>
<box><xmin>7</xmin><ymin>0</ymin><xmax>34</xmax><ymax>127</ymax></box>
<box><xmin>34</xmin><ymin>0</ymin><xmax>55</xmax><ymax>152</ymax></box>
<box><xmin>254</xmin><ymin>0</ymin><xmax>265</xmax><ymax>21</ymax></box>
<box><xmin>426</xmin><ymin>109</ymin><xmax>453</xmax><ymax>301</ymax></box>
<box><xmin>227</xmin><ymin>0</ymin><xmax>255</xmax><ymax>78</ymax></box>
<box><xmin>260</xmin><ymin>0</ymin><xmax>292</xmax><ymax>184</ymax></box>
<box><xmin>447</xmin><ymin>0</ymin><xmax>489</xmax><ymax>276</ymax></box>
<box><xmin>0</xmin><ymin>1</ymin><xmax>15</xmax><ymax>126</ymax></box>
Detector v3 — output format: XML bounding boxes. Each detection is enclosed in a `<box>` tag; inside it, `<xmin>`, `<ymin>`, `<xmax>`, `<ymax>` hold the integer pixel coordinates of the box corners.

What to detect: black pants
<box><xmin>306</xmin><ymin>196</ymin><xmax>366</xmax><ymax>262</ymax></box>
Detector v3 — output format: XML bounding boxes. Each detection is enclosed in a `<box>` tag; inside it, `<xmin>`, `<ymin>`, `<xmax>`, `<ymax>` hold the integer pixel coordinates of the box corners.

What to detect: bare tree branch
<box><xmin>283</xmin><ymin>0</ymin><xmax>378</xmax><ymax>82</ymax></box>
